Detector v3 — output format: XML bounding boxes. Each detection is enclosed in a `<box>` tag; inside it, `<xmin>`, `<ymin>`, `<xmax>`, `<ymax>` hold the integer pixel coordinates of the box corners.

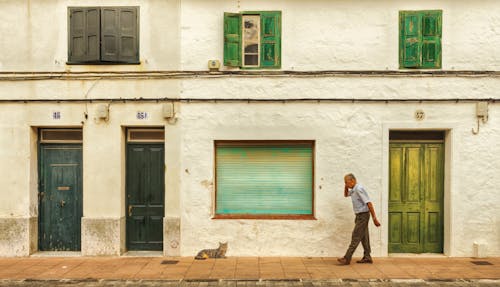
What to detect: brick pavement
<box><xmin>0</xmin><ymin>257</ymin><xmax>498</xmax><ymax>286</ymax></box>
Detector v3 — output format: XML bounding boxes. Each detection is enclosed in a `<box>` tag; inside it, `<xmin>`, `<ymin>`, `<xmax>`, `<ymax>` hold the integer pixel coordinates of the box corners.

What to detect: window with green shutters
<box><xmin>224</xmin><ymin>11</ymin><xmax>281</xmax><ymax>69</ymax></box>
<box><xmin>68</xmin><ymin>7</ymin><xmax>139</xmax><ymax>64</ymax></box>
<box><xmin>399</xmin><ymin>10</ymin><xmax>442</xmax><ymax>69</ymax></box>
<box><xmin>214</xmin><ymin>141</ymin><xmax>314</xmax><ymax>219</ymax></box>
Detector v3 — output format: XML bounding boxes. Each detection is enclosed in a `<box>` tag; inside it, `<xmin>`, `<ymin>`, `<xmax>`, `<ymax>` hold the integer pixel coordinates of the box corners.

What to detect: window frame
<box><xmin>67</xmin><ymin>6</ymin><xmax>140</xmax><ymax>65</ymax></box>
<box><xmin>213</xmin><ymin>140</ymin><xmax>316</xmax><ymax>220</ymax></box>
<box><xmin>223</xmin><ymin>11</ymin><xmax>281</xmax><ymax>70</ymax></box>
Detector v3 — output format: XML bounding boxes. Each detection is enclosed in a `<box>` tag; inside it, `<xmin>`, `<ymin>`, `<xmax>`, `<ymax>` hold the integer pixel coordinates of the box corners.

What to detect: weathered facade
<box><xmin>0</xmin><ymin>0</ymin><xmax>499</xmax><ymax>258</ymax></box>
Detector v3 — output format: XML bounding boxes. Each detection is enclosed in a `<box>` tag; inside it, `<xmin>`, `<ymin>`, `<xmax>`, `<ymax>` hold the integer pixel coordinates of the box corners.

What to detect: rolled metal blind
<box><xmin>216</xmin><ymin>142</ymin><xmax>313</xmax><ymax>215</ymax></box>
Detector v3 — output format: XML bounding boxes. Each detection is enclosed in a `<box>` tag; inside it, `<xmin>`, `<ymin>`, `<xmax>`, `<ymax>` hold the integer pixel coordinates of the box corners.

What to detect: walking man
<box><xmin>337</xmin><ymin>173</ymin><xmax>381</xmax><ymax>265</ymax></box>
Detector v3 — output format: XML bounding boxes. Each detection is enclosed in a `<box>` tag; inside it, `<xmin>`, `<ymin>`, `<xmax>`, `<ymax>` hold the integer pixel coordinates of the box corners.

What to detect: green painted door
<box><xmin>389</xmin><ymin>143</ymin><xmax>444</xmax><ymax>253</ymax></box>
<box><xmin>126</xmin><ymin>144</ymin><xmax>164</xmax><ymax>251</ymax></box>
<box><xmin>39</xmin><ymin>144</ymin><xmax>83</xmax><ymax>251</ymax></box>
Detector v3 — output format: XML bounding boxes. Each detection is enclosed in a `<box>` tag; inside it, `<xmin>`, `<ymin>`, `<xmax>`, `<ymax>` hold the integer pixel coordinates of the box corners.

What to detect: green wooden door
<box><xmin>126</xmin><ymin>144</ymin><xmax>164</xmax><ymax>251</ymax></box>
<box><xmin>389</xmin><ymin>143</ymin><xmax>444</xmax><ymax>253</ymax></box>
<box><xmin>39</xmin><ymin>144</ymin><xmax>83</xmax><ymax>251</ymax></box>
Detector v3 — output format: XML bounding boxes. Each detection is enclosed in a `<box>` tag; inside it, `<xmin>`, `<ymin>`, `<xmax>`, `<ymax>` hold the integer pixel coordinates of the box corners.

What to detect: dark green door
<box><xmin>389</xmin><ymin>143</ymin><xmax>444</xmax><ymax>253</ymax></box>
<box><xmin>39</xmin><ymin>144</ymin><xmax>83</xmax><ymax>251</ymax></box>
<box><xmin>126</xmin><ymin>144</ymin><xmax>164</xmax><ymax>250</ymax></box>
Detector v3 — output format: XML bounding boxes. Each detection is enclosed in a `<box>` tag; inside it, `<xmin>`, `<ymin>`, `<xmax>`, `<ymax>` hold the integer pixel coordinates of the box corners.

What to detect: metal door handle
<box><xmin>60</xmin><ymin>200</ymin><xmax>66</xmax><ymax>207</ymax></box>
<box><xmin>128</xmin><ymin>205</ymin><xmax>133</xmax><ymax>217</ymax></box>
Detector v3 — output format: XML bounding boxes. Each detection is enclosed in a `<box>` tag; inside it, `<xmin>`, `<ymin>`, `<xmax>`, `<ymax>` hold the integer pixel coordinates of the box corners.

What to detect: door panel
<box><xmin>389</xmin><ymin>142</ymin><xmax>444</xmax><ymax>253</ymax></box>
<box><xmin>126</xmin><ymin>144</ymin><xmax>164</xmax><ymax>251</ymax></box>
<box><xmin>39</xmin><ymin>145</ymin><xmax>82</xmax><ymax>251</ymax></box>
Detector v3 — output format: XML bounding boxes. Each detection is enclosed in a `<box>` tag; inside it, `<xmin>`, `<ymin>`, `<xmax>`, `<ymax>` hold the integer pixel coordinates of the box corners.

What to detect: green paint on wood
<box><xmin>400</xmin><ymin>10</ymin><xmax>442</xmax><ymax>69</ymax></box>
<box><xmin>126</xmin><ymin>144</ymin><xmax>164</xmax><ymax>251</ymax></box>
<box><xmin>215</xmin><ymin>144</ymin><xmax>313</xmax><ymax>215</ymax></box>
<box><xmin>389</xmin><ymin>143</ymin><xmax>444</xmax><ymax>253</ymax></box>
<box><xmin>224</xmin><ymin>11</ymin><xmax>281</xmax><ymax>69</ymax></box>
<box><xmin>223</xmin><ymin>13</ymin><xmax>242</xmax><ymax>67</ymax></box>
<box><xmin>39</xmin><ymin>144</ymin><xmax>83</xmax><ymax>251</ymax></box>
<box><xmin>260</xmin><ymin>11</ymin><xmax>281</xmax><ymax>68</ymax></box>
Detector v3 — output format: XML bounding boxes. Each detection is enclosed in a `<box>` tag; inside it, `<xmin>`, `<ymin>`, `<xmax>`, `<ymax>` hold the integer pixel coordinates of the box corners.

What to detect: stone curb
<box><xmin>2</xmin><ymin>278</ymin><xmax>500</xmax><ymax>283</ymax></box>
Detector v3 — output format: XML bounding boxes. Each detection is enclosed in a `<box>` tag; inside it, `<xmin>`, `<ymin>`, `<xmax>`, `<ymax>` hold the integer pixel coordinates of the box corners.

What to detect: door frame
<box><xmin>124</xmin><ymin>128</ymin><xmax>165</xmax><ymax>251</ymax></box>
<box><xmin>37</xmin><ymin>128</ymin><xmax>83</xmax><ymax>251</ymax></box>
<box><xmin>382</xmin><ymin>123</ymin><xmax>456</xmax><ymax>256</ymax></box>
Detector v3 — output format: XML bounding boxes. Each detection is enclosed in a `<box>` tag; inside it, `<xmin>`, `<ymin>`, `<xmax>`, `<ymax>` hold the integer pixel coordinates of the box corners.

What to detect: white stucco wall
<box><xmin>180</xmin><ymin>0</ymin><xmax>500</xmax><ymax>70</ymax></box>
<box><xmin>0</xmin><ymin>0</ymin><xmax>180</xmax><ymax>71</ymax></box>
<box><xmin>0</xmin><ymin>0</ymin><xmax>499</xmax><ymax>257</ymax></box>
<box><xmin>178</xmin><ymin>77</ymin><xmax>500</xmax><ymax>257</ymax></box>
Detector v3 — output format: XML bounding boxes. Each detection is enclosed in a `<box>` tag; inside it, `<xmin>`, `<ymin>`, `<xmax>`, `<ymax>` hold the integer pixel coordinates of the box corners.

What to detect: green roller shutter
<box><xmin>223</xmin><ymin>13</ymin><xmax>242</xmax><ymax>67</ymax></box>
<box><xmin>260</xmin><ymin>11</ymin><xmax>281</xmax><ymax>68</ymax></box>
<box><xmin>215</xmin><ymin>142</ymin><xmax>313</xmax><ymax>216</ymax></box>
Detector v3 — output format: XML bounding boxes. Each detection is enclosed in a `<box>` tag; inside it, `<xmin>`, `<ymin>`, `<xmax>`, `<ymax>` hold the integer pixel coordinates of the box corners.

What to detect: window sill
<box><xmin>212</xmin><ymin>214</ymin><xmax>316</xmax><ymax>220</ymax></box>
<box><xmin>66</xmin><ymin>61</ymin><xmax>141</xmax><ymax>65</ymax></box>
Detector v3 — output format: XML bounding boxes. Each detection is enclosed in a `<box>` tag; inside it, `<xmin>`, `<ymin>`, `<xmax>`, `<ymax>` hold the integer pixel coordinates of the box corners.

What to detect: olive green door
<box><xmin>39</xmin><ymin>144</ymin><xmax>83</xmax><ymax>251</ymax></box>
<box><xmin>389</xmin><ymin>143</ymin><xmax>444</xmax><ymax>253</ymax></box>
<box><xmin>126</xmin><ymin>144</ymin><xmax>164</xmax><ymax>251</ymax></box>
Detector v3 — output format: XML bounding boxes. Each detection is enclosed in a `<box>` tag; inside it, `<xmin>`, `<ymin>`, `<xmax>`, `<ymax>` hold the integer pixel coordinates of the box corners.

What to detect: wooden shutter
<box><xmin>260</xmin><ymin>11</ymin><xmax>281</xmax><ymax>68</ymax></box>
<box><xmin>400</xmin><ymin>11</ymin><xmax>422</xmax><ymax>68</ymax></box>
<box><xmin>223</xmin><ymin>13</ymin><xmax>242</xmax><ymax>67</ymax></box>
<box><xmin>101</xmin><ymin>7</ymin><xmax>119</xmax><ymax>62</ymax></box>
<box><xmin>117</xmin><ymin>7</ymin><xmax>139</xmax><ymax>63</ymax></box>
<box><xmin>68</xmin><ymin>7</ymin><xmax>100</xmax><ymax>62</ymax></box>
<box><xmin>421</xmin><ymin>11</ymin><xmax>442</xmax><ymax>69</ymax></box>
<box><xmin>215</xmin><ymin>142</ymin><xmax>313</xmax><ymax>216</ymax></box>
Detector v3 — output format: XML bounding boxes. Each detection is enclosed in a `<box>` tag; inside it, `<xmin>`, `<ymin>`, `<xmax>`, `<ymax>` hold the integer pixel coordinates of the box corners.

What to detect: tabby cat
<box><xmin>194</xmin><ymin>242</ymin><xmax>228</xmax><ymax>260</ymax></box>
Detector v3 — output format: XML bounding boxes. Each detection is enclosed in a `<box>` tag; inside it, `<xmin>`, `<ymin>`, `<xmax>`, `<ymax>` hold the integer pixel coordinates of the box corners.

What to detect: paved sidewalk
<box><xmin>0</xmin><ymin>256</ymin><xmax>498</xmax><ymax>282</ymax></box>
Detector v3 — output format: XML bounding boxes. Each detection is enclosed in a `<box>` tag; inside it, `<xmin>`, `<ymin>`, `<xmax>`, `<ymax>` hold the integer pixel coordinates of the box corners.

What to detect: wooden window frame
<box><xmin>213</xmin><ymin>140</ymin><xmax>316</xmax><ymax>220</ymax></box>
<box><xmin>223</xmin><ymin>11</ymin><xmax>281</xmax><ymax>69</ymax></box>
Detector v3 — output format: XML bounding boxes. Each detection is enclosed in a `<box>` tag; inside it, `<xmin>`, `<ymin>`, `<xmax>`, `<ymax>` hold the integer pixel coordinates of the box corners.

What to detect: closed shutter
<box><xmin>421</xmin><ymin>11</ymin><xmax>442</xmax><ymax>69</ymax></box>
<box><xmin>216</xmin><ymin>142</ymin><xmax>313</xmax><ymax>216</ymax></box>
<box><xmin>117</xmin><ymin>7</ymin><xmax>139</xmax><ymax>63</ymax></box>
<box><xmin>101</xmin><ymin>7</ymin><xmax>119</xmax><ymax>62</ymax></box>
<box><xmin>260</xmin><ymin>11</ymin><xmax>281</xmax><ymax>68</ymax></box>
<box><xmin>68</xmin><ymin>7</ymin><xmax>100</xmax><ymax>62</ymax></box>
<box><xmin>400</xmin><ymin>11</ymin><xmax>422</xmax><ymax>68</ymax></box>
<box><xmin>223</xmin><ymin>13</ymin><xmax>242</xmax><ymax>67</ymax></box>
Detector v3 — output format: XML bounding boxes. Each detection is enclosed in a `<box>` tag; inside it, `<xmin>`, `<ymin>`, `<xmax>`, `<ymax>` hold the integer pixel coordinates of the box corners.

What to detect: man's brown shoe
<box><xmin>337</xmin><ymin>257</ymin><xmax>350</xmax><ymax>265</ymax></box>
<box><xmin>356</xmin><ymin>258</ymin><xmax>373</xmax><ymax>264</ymax></box>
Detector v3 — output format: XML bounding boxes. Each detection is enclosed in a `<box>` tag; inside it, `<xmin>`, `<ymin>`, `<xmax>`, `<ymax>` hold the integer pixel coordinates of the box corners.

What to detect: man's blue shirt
<box><xmin>348</xmin><ymin>183</ymin><xmax>371</xmax><ymax>214</ymax></box>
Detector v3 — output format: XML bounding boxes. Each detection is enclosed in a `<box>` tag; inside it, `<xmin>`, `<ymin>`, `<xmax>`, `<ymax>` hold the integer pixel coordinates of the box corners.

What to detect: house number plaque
<box><xmin>136</xmin><ymin>112</ymin><xmax>149</xmax><ymax>120</ymax></box>
<box><xmin>415</xmin><ymin>110</ymin><xmax>425</xmax><ymax>121</ymax></box>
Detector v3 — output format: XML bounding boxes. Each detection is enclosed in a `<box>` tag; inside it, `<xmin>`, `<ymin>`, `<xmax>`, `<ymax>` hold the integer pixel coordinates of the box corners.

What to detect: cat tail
<box><xmin>195</xmin><ymin>252</ymin><xmax>207</xmax><ymax>260</ymax></box>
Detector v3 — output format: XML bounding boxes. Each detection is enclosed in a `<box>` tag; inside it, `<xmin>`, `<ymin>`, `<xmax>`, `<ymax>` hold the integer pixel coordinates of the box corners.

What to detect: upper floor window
<box><xmin>399</xmin><ymin>10</ymin><xmax>442</xmax><ymax>69</ymax></box>
<box><xmin>224</xmin><ymin>11</ymin><xmax>281</xmax><ymax>69</ymax></box>
<box><xmin>68</xmin><ymin>7</ymin><xmax>139</xmax><ymax>64</ymax></box>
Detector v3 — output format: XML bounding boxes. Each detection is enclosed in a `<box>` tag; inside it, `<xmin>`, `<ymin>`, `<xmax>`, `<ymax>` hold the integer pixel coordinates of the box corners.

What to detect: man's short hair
<box><xmin>344</xmin><ymin>173</ymin><xmax>356</xmax><ymax>180</ymax></box>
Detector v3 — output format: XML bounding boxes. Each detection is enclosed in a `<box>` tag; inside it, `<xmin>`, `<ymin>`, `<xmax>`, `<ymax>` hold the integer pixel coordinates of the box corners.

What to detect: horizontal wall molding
<box><xmin>0</xmin><ymin>97</ymin><xmax>498</xmax><ymax>103</ymax></box>
<box><xmin>1</xmin><ymin>70</ymin><xmax>500</xmax><ymax>81</ymax></box>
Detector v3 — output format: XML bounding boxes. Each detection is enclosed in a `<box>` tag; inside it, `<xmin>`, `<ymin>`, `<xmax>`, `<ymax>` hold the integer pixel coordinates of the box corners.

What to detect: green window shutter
<box><xmin>260</xmin><ymin>11</ymin><xmax>281</xmax><ymax>68</ymax></box>
<box><xmin>400</xmin><ymin>11</ymin><xmax>422</xmax><ymax>68</ymax></box>
<box><xmin>101</xmin><ymin>7</ymin><xmax>119</xmax><ymax>62</ymax></box>
<box><xmin>421</xmin><ymin>11</ymin><xmax>442</xmax><ymax>69</ymax></box>
<box><xmin>215</xmin><ymin>143</ymin><xmax>313</xmax><ymax>216</ymax></box>
<box><xmin>223</xmin><ymin>13</ymin><xmax>242</xmax><ymax>67</ymax></box>
<box><xmin>68</xmin><ymin>7</ymin><xmax>100</xmax><ymax>62</ymax></box>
